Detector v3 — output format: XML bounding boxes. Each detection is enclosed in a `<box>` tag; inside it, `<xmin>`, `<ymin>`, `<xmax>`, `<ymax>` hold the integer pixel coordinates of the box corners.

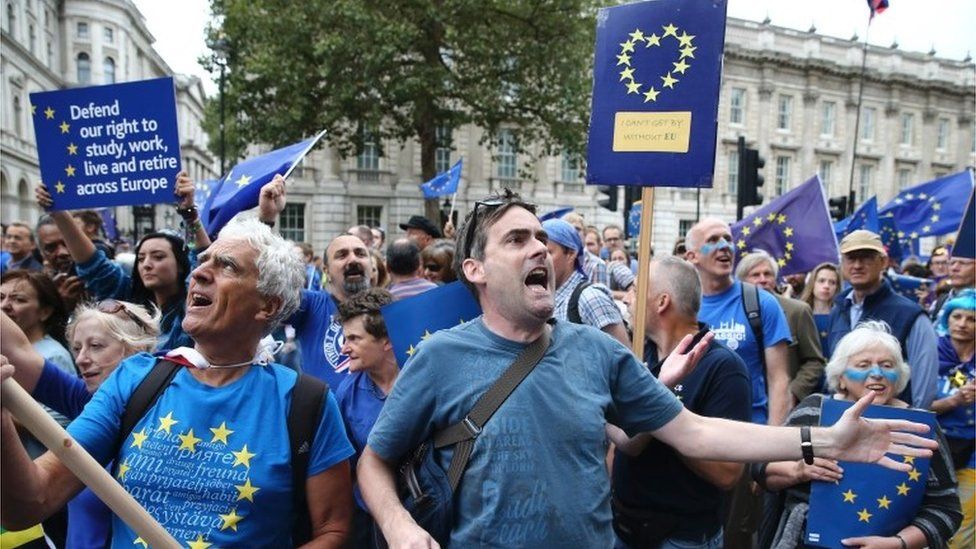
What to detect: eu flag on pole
<box><xmin>732</xmin><ymin>176</ymin><xmax>838</xmax><ymax>276</ymax></box>
<box><xmin>380</xmin><ymin>281</ymin><xmax>482</xmax><ymax>367</ymax></box>
<box><xmin>205</xmin><ymin>130</ymin><xmax>326</xmax><ymax>237</ymax></box>
<box><xmin>627</xmin><ymin>200</ymin><xmax>642</xmax><ymax>237</ymax></box>
<box><xmin>953</xmin><ymin>189</ymin><xmax>975</xmax><ymax>259</ymax></box>
<box><xmin>419</xmin><ymin>159</ymin><xmax>462</xmax><ymax>199</ymax></box>
<box><xmin>806</xmin><ymin>398</ymin><xmax>935</xmax><ymax>548</ymax></box>
<box><xmin>878</xmin><ymin>170</ymin><xmax>975</xmax><ymax>240</ymax></box>
<box><xmin>835</xmin><ymin>196</ymin><xmax>880</xmax><ymax>240</ymax></box>
<box><xmin>586</xmin><ymin>0</ymin><xmax>728</xmax><ymax>188</ymax></box>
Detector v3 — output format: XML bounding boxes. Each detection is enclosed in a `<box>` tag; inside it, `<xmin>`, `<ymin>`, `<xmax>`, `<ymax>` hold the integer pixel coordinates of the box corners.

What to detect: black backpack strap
<box><xmin>741</xmin><ymin>281</ymin><xmax>767</xmax><ymax>375</ymax></box>
<box><xmin>116</xmin><ymin>358</ymin><xmax>181</xmax><ymax>461</ymax></box>
<box><xmin>432</xmin><ymin>326</ymin><xmax>551</xmax><ymax>491</ymax></box>
<box><xmin>288</xmin><ymin>373</ymin><xmax>328</xmax><ymax>545</ymax></box>
<box><xmin>568</xmin><ymin>281</ymin><xmax>592</xmax><ymax>324</ymax></box>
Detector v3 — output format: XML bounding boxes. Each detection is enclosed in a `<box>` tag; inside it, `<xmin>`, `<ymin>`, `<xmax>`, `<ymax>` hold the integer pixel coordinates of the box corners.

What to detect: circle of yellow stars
<box><xmin>616</xmin><ymin>23</ymin><xmax>696</xmax><ymax>103</ymax></box>
<box><xmin>31</xmin><ymin>102</ymin><xmax>75</xmax><ymax>195</ymax></box>
<box><xmin>120</xmin><ymin>411</ymin><xmax>261</xmax><ymax>547</ymax></box>
<box><xmin>736</xmin><ymin>211</ymin><xmax>794</xmax><ymax>268</ymax></box>
<box><xmin>838</xmin><ymin>455</ymin><xmax>923</xmax><ymax>526</ymax></box>
<box><xmin>891</xmin><ymin>192</ymin><xmax>943</xmax><ymax>238</ymax></box>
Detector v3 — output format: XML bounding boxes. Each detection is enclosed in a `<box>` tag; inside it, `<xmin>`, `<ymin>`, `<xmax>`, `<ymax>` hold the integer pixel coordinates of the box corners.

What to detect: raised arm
<box><xmin>173</xmin><ymin>171</ymin><xmax>211</xmax><ymax>250</ymax></box>
<box><xmin>34</xmin><ymin>184</ymin><xmax>96</xmax><ymax>263</ymax></box>
<box><xmin>258</xmin><ymin>175</ymin><xmax>287</xmax><ymax>227</ymax></box>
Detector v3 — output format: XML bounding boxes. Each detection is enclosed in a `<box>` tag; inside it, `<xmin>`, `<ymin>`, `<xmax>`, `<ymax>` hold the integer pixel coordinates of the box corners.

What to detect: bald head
<box><xmin>685</xmin><ymin>217</ymin><xmax>729</xmax><ymax>252</ymax></box>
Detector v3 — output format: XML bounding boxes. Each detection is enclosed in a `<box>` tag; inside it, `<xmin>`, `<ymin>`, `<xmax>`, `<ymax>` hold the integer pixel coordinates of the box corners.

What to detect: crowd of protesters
<box><xmin>0</xmin><ymin>172</ymin><xmax>971</xmax><ymax>548</ymax></box>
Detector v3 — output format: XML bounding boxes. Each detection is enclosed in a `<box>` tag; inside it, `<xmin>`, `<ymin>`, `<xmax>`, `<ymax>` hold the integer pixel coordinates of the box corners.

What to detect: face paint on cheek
<box><xmin>844</xmin><ymin>365</ymin><xmax>899</xmax><ymax>383</ymax></box>
<box><xmin>700</xmin><ymin>238</ymin><xmax>733</xmax><ymax>256</ymax></box>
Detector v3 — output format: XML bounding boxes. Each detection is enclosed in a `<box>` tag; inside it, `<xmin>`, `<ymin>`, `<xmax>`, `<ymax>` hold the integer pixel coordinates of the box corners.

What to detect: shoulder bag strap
<box><xmin>288</xmin><ymin>373</ymin><xmax>328</xmax><ymax>545</ymax></box>
<box><xmin>432</xmin><ymin>325</ymin><xmax>551</xmax><ymax>491</ymax></box>
<box><xmin>567</xmin><ymin>282</ymin><xmax>591</xmax><ymax>324</ymax></box>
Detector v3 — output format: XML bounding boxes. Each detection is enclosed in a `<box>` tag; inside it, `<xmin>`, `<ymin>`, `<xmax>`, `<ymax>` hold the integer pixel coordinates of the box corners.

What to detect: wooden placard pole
<box><xmin>1</xmin><ymin>378</ymin><xmax>180</xmax><ymax>548</ymax></box>
<box><xmin>630</xmin><ymin>186</ymin><xmax>655</xmax><ymax>361</ymax></box>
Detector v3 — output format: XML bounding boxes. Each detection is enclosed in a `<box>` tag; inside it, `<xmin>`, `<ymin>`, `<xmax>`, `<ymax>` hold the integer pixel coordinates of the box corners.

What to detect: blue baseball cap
<box><xmin>542</xmin><ymin>218</ymin><xmax>585</xmax><ymax>275</ymax></box>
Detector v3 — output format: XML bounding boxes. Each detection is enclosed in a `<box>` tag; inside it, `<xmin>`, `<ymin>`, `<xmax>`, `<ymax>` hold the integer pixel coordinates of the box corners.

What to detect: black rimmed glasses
<box><xmin>461</xmin><ymin>198</ymin><xmax>507</xmax><ymax>260</ymax></box>
<box><xmin>97</xmin><ymin>299</ymin><xmax>151</xmax><ymax>333</ymax></box>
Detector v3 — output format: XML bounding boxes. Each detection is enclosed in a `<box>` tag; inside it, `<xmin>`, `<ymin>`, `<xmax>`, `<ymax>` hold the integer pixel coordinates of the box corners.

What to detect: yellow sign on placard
<box><xmin>612</xmin><ymin>112</ymin><xmax>692</xmax><ymax>153</ymax></box>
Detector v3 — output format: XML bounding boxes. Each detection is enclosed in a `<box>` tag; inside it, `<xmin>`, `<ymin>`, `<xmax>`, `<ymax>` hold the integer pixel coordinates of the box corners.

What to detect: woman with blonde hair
<box><xmin>800</xmin><ymin>262</ymin><xmax>841</xmax><ymax>352</ymax></box>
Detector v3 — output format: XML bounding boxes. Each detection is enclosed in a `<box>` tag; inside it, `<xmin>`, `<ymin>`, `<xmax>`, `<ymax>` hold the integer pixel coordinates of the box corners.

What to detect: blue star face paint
<box><xmin>844</xmin><ymin>364</ymin><xmax>899</xmax><ymax>384</ymax></box>
<box><xmin>700</xmin><ymin>238</ymin><xmax>733</xmax><ymax>256</ymax></box>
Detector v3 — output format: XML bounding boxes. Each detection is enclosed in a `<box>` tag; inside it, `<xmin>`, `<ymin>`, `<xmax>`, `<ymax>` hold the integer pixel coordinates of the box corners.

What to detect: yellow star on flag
<box><xmin>616</xmin><ymin>53</ymin><xmax>632</xmax><ymax>66</ymax></box>
<box><xmin>235</xmin><ymin>478</ymin><xmax>260</xmax><ymax>502</ymax></box>
<box><xmin>677</xmin><ymin>31</ymin><xmax>695</xmax><ymax>47</ymax></box>
<box><xmin>644</xmin><ymin>33</ymin><xmax>661</xmax><ymax>47</ymax></box>
<box><xmin>219</xmin><ymin>507</ymin><xmax>244</xmax><ymax>531</ymax></box>
<box><xmin>903</xmin><ymin>456</ymin><xmax>915</xmax><ymax>464</ymax></box>
<box><xmin>157</xmin><ymin>411</ymin><xmax>178</xmax><ymax>434</ymax></box>
<box><xmin>842</xmin><ymin>489</ymin><xmax>857</xmax><ymax>503</ymax></box>
<box><xmin>232</xmin><ymin>444</ymin><xmax>256</xmax><ymax>468</ymax></box>
<box><xmin>910</xmin><ymin>231</ymin><xmax>919</xmax><ymax>239</ymax></box>
<box><xmin>117</xmin><ymin>460</ymin><xmax>131</xmax><ymax>481</ymax></box>
<box><xmin>130</xmin><ymin>428</ymin><xmax>148</xmax><ymax>449</ymax></box>
<box><xmin>857</xmin><ymin>508</ymin><xmax>872</xmax><ymax>523</ymax></box>
<box><xmin>931</xmin><ymin>214</ymin><xmax>940</xmax><ymax>223</ymax></box>
<box><xmin>908</xmin><ymin>468</ymin><xmax>921</xmax><ymax>482</ymax></box>
<box><xmin>896</xmin><ymin>482</ymin><xmax>910</xmax><ymax>496</ymax></box>
<box><xmin>628</xmin><ymin>29</ymin><xmax>645</xmax><ymax>42</ymax></box>
<box><xmin>784</xmin><ymin>252</ymin><xmax>792</xmax><ymax>260</ymax></box>
<box><xmin>59</xmin><ymin>121</ymin><xmax>70</xmax><ymax>133</ymax></box>
<box><xmin>785</xmin><ymin>242</ymin><xmax>794</xmax><ymax>251</ymax></box>
<box><xmin>619</xmin><ymin>67</ymin><xmax>635</xmax><ymax>81</ymax></box>
<box><xmin>65</xmin><ymin>165</ymin><xmax>76</xmax><ymax>177</ymax></box>
<box><xmin>662</xmin><ymin>23</ymin><xmax>678</xmax><ymax>37</ymax></box>
<box><xmin>932</xmin><ymin>203</ymin><xmax>941</xmax><ymax>211</ymax></box>
<box><xmin>680</xmin><ymin>46</ymin><xmax>696</xmax><ymax>59</ymax></box>
<box><xmin>767</xmin><ymin>212</ymin><xmax>777</xmax><ymax>221</ymax></box>
<box><xmin>30</xmin><ymin>104</ymin><xmax>36</xmax><ymax>115</ymax></box>
<box><xmin>235</xmin><ymin>174</ymin><xmax>252</xmax><ymax>188</ymax></box>
<box><xmin>672</xmin><ymin>59</ymin><xmax>691</xmax><ymax>74</ymax></box>
<box><xmin>777</xmin><ymin>258</ymin><xmax>786</xmax><ymax>267</ymax></box>
<box><xmin>178</xmin><ymin>429</ymin><xmax>202</xmax><ymax>453</ymax></box>
<box><xmin>877</xmin><ymin>495</ymin><xmax>891</xmax><ymax>509</ymax></box>
<box><xmin>752</xmin><ymin>217</ymin><xmax>763</xmax><ymax>227</ymax></box>
<box><xmin>951</xmin><ymin>370</ymin><xmax>968</xmax><ymax>388</ymax></box>
<box><xmin>406</xmin><ymin>344</ymin><xmax>417</xmax><ymax>357</ymax></box>
<box><xmin>784</xmin><ymin>227</ymin><xmax>794</xmax><ymax>237</ymax></box>
<box><xmin>742</xmin><ymin>226</ymin><xmax>751</xmax><ymax>236</ymax></box>
<box><xmin>44</xmin><ymin>106</ymin><xmax>55</xmax><ymax>119</ymax></box>
<box><xmin>66</xmin><ymin>143</ymin><xmax>78</xmax><ymax>155</ymax></box>
<box><xmin>777</xmin><ymin>214</ymin><xmax>787</xmax><ymax>224</ymax></box>
<box><xmin>54</xmin><ymin>181</ymin><xmax>65</xmax><ymax>193</ymax></box>
<box><xmin>134</xmin><ymin>537</ymin><xmax>148</xmax><ymax>548</ymax></box>
<box><xmin>737</xmin><ymin>240</ymin><xmax>746</xmax><ymax>249</ymax></box>
<box><xmin>187</xmin><ymin>533</ymin><xmax>212</xmax><ymax>549</ymax></box>
<box><xmin>922</xmin><ymin>225</ymin><xmax>931</xmax><ymax>233</ymax></box>
<box><xmin>421</xmin><ymin>330</ymin><xmax>433</xmax><ymax>340</ymax></box>
<box><xmin>660</xmin><ymin>72</ymin><xmax>678</xmax><ymax>89</ymax></box>
<box><xmin>642</xmin><ymin>87</ymin><xmax>659</xmax><ymax>103</ymax></box>
<box><xmin>619</xmin><ymin>40</ymin><xmax>635</xmax><ymax>54</ymax></box>
<box><xmin>210</xmin><ymin>421</ymin><xmax>235</xmax><ymax>444</ymax></box>
<box><xmin>625</xmin><ymin>80</ymin><xmax>641</xmax><ymax>94</ymax></box>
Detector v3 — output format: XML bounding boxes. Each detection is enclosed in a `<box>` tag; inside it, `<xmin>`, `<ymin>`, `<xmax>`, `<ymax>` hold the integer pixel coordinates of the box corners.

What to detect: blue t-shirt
<box><xmin>368</xmin><ymin>318</ymin><xmax>683</xmax><ymax>547</ymax></box>
<box><xmin>335</xmin><ymin>371</ymin><xmax>389</xmax><ymax>510</ymax></box>
<box><xmin>291</xmin><ymin>290</ymin><xmax>350</xmax><ymax>388</ymax></box>
<box><xmin>935</xmin><ymin>335</ymin><xmax>975</xmax><ymax>468</ymax></box>
<box><xmin>699</xmin><ymin>280</ymin><xmax>791</xmax><ymax>424</ymax></box>
<box><xmin>67</xmin><ymin>353</ymin><xmax>354</xmax><ymax>547</ymax></box>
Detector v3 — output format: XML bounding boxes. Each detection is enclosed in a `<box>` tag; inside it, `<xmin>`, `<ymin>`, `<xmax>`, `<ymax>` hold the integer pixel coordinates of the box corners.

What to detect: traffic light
<box><xmin>597</xmin><ymin>185</ymin><xmax>618</xmax><ymax>211</ymax></box>
<box><xmin>736</xmin><ymin>136</ymin><xmax>765</xmax><ymax>220</ymax></box>
<box><xmin>829</xmin><ymin>196</ymin><xmax>849</xmax><ymax>221</ymax></box>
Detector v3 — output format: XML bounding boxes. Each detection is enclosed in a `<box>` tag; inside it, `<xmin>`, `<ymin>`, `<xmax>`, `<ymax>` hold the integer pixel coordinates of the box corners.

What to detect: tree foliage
<box><xmin>204</xmin><ymin>0</ymin><xmax>597</xmax><ymax>212</ymax></box>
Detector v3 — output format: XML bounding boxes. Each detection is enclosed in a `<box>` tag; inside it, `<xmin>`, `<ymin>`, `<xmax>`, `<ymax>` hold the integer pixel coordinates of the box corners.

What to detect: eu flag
<box><xmin>419</xmin><ymin>159</ymin><xmax>462</xmax><ymax>199</ymax></box>
<box><xmin>380</xmin><ymin>281</ymin><xmax>482</xmax><ymax>367</ymax></box>
<box><xmin>732</xmin><ymin>176</ymin><xmax>838</xmax><ymax>276</ymax></box>
<box><xmin>205</xmin><ymin>130</ymin><xmax>325</xmax><ymax>236</ymax></box>
<box><xmin>98</xmin><ymin>208</ymin><xmax>118</xmax><ymax>241</ymax></box>
<box><xmin>586</xmin><ymin>0</ymin><xmax>728</xmax><ymax>188</ymax></box>
<box><xmin>953</xmin><ymin>189</ymin><xmax>975</xmax><ymax>259</ymax></box>
<box><xmin>878</xmin><ymin>214</ymin><xmax>917</xmax><ymax>263</ymax></box>
<box><xmin>888</xmin><ymin>272</ymin><xmax>934</xmax><ymax>301</ymax></box>
<box><xmin>878</xmin><ymin>170</ymin><xmax>975</xmax><ymax>240</ymax></box>
<box><xmin>194</xmin><ymin>178</ymin><xmax>219</xmax><ymax>229</ymax></box>
<box><xmin>834</xmin><ymin>196</ymin><xmax>879</xmax><ymax>240</ymax></box>
<box><xmin>806</xmin><ymin>399</ymin><xmax>935</xmax><ymax>548</ymax></box>
<box><xmin>538</xmin><ymin>206</ymin><xmax>575</xmax><ymax>222</ymax></box>
<box><xmin>627</xmin><ymin>200</ymin><xmax>642</xmax><ymax>237</ymax></box>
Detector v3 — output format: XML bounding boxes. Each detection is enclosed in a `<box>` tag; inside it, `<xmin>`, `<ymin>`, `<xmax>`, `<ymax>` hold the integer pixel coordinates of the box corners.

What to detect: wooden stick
<box><xmin>631</xmin><ymin>187</ymin><xmax>655</xmax><ymax>361</ymax></box>
<box><xmin>1</xmin><ymin>378</ymin><xmax>179</xmax><ymax>548</ymax></box>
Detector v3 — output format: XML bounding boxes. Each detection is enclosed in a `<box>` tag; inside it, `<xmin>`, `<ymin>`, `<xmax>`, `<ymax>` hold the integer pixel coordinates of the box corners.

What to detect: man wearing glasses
<box><xmin>357</xmin><ymin>191</ymin><xmax>939</xmax><ymax>548</ymax></box>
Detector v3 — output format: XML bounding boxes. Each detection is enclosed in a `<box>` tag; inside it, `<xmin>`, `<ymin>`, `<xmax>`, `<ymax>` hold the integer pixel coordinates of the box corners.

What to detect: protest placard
<box><xmin>30</xmin><ymin>77</ymin><xmax>181</xmax><ymax>211</ymax></box>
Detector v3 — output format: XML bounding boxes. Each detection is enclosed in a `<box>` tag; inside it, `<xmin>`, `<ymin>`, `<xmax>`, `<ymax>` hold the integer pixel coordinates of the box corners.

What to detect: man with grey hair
<box><xmin>612</xmin><ymin>256</ymin><xmax>751</xmax><ymax>548</ymax></box>
<box><xmin>347</xmin><ymin>225</ymin><xmax>375</xmax><ymax>248</ymax></box>
<box><xmin>1</xmin><ymin>216</ymin><xmax>356</xmax><ymax>547</ymax></box>
<box><xmin>736</xmin><ymin>249</ymin><xmax>826</xmax><ymax>403</ymax></box>
<box><xmin>1</xmin><ymin>222</ymin><xmax>43</xmax><ymax>274</ymax></box>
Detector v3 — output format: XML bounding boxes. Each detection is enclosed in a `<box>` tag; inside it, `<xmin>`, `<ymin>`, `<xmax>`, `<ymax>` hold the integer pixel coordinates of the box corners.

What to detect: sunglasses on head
<box><xmin>461</xmin><ymin>198</ymin><xmax>507</xmax><ymax>260</ymax></box>
<box><xmin>97</xmin><ymin>299</ymin><xmax>151</xmax><ymax>333</ymax></box>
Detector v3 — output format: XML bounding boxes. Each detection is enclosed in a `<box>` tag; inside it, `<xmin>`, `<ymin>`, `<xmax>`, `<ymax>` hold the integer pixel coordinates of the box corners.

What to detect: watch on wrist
<box><xmin>800</xmin><ymin>425</ymin><xmax>814</xmax><ymax>465</ymax></box>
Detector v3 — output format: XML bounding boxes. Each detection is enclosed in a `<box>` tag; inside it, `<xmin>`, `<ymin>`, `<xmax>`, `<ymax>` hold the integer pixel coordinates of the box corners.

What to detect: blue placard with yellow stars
<box><xmin>805</xmin><ymin>399</ymin><xmax>936</xmax><ymax>548</ymax></box>
<box><xmin>29</xmin><ymin>77</ymin><xmax>181</xmax><ymax>211</ymax></box>
<box><xmin>586</xmin><ymin>0</ymin><xmax>727</xmax><ymax>188</ymax></box>
<box><xmin>381</xmin><ymin>281</ymin><xmax>482</xmax><ymax>367</ymax></box>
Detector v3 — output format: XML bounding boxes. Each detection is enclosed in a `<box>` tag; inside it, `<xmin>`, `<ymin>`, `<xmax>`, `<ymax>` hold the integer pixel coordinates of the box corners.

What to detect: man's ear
<box><xmin>255</xmin><ymin>295</ymin><xmax>283</xmax><ymax>324</ymax></box>
<box><xmin>657</xmin><ymin>293</ymin><xmax>671</xmax><ymax>315</ymax></box>
<box><xmin>462</xmin><ymin>257</ymin><xmax>485</xmax><ymax>285</ymax></box>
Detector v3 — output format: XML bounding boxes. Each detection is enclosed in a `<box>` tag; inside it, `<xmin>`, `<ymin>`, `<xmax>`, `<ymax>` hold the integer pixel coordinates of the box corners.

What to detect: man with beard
<box><xmin>35</xmin><ymin>215</ymin><xmax>86</xmax><ymax>312</ymax></box>
<box><xmin>356</xmin><ymin>191</ymin><xmax>937</xmax><ymax>548</ymax></box>
<box><xmin>259</xmin><ymin>178</ymin><xmax>372</xmax><ymax>387</ymax></box>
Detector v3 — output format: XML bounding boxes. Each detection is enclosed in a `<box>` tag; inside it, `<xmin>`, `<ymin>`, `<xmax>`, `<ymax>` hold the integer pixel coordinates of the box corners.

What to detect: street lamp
<box><xmin>209</xmin><ymin>35</ymin><xmax>230</xmax><ymax>176</ymax></box>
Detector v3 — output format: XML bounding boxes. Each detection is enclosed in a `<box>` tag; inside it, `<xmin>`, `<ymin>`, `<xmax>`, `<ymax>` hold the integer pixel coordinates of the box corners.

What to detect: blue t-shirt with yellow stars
<box><xmin>67</xmin><ymin>352</ymin><xmax>354</xmax><ymax>548</ymax></box>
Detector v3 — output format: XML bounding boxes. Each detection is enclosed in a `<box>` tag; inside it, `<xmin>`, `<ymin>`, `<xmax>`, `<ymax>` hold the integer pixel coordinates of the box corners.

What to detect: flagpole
<box><xmin>447</xmin><ymin>192</ymin><xmax>457</xmax><ymax>224</ymax></box>
<box><xmin>631</xmin><ymin>187</ymin><xmax>654</xmax><ymax>360</ymax></box>
<box><xmin>846</xmin><ymin>16</ymin><xmax>872</xmax><ymax>216</ymax></box>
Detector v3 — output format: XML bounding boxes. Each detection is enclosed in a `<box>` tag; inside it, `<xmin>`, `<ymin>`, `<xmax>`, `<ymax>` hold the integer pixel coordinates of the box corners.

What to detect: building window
<box><xmin>12</xmin><ymin>95</ymin><xmax>22</xmax><ymax>136</ymax></box>
<box><xmin>496</xmin><ymin>129</ymin><xmax>517</xmax><ymax>180</ymax></box>
<box><xmin>818</xmin><ymin>159</ymin><xmax>833</xmax><ymax>190</ymax></box>
<box><xmin>561</xmin><ymin>152</ymin><xmax>582</xmax><ymax>182</ymax></box>
<box><xmin>28</xmin><ymin>24</ymin><xmax>35</xmax><ymax>53</ymax></box>
<box><xmin>434</xmin><ymin>125</ymin><xmax>452</xmax><ymax>174</ymax></box>
<box><xmin>729</xmin><ymin>87</ymin><xmax>746</xmax><ymax>125</ymax></box>
<box><xmin>728</xmin><ymin>150</ymin><xmax>739</xmax><ymax>195</ymax></box>
<box><xmin>937</xmin><ymin>118</ymin><xmax>950</xmax><ymax>150</ymax></box>
<box><xmin>678</xmin><ymin>219</ymin><xmax>695</xmax><ymax>239</ymax></box>
<box><xmin>357</xmin><ymin>205</ymin><xmax>383</xmax><ymax>228</ymax></box>
<box><xmin>858</xmin><ymin>164</ymin><xmax>873</xmax><ymax>201</ymax></box>
<box><xmin>897</xmin><ymin>168</ymin><xmax>913</xmax><ymax>190</ymax></box>
<box><xmin>859</xmin><ymin>107</ymin><xmax>875</xmax><ymax>141</ymax></box>
<box><xmin>77</xmin><ymin>52</ymin><xmax>91</xmax><ymax>85</ymax></box>
<box><xmin>356</xmin><ymin>130</ymin><xmax>380</xmax><ymax>172</ymax></box>
<box><xmin>777</xmin><ymin>95</ymin><xmax>793</xmax><ymax>131</ymax></box>
<box><xmin>46</xmin><ymin>40</ymin><xmax>52</xmax><ymax>66</ymax></box>
<box><xmin>899</xmin><ymin>113</ymin><xmax>914</xmax><ymax>145</ymax></box>
<box><xmin>279</xmin><ymin>203</ymin><xmax>305</xmax><ymax>242</ymax></box>
<box><xmin>821</xmin><ymin>101</ymin><xmax>836</xmax><ymax>136</ymax></box>
<box><xmin>7</xmin><ymin>3</ymin><xmax>15</xmax><ymax>38</ymax></box>
<box><xmin>77</xmin><ymin>21</ymin><xmax>89</xmax><ymax>39</ymax></box>
<box><xmin>774</xmin><ymin>156</ymin><xmax>791</xmax><ymax>195</ymax></box>
<box><xmin>103</xmin><ymin>57</ymin><xmax>115</xmax><ymax>84</ymax></box>
<box><xmin>103</xmin><ymin>26</ymin><xmax>113</xmax><ymax>43</ymax></box>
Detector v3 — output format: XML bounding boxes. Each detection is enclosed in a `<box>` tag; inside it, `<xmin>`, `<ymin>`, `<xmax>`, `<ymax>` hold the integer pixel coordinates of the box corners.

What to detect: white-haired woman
<box><xmin>752</xmin><ymin>321</ymin><xmax>961</xmax><ymax>549</ymax></box>
<box><xmin>1</xmin><ymin>300</ymin><xmax>160</xmax><ymax>549</ymax></box>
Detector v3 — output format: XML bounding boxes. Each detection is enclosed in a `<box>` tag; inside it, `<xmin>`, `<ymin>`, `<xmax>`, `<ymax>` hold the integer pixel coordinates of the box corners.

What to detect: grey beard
<box><xmin>342</xmin><ymin>277</ymin><xmax>370</xmax><ymax>296</ymax></box>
